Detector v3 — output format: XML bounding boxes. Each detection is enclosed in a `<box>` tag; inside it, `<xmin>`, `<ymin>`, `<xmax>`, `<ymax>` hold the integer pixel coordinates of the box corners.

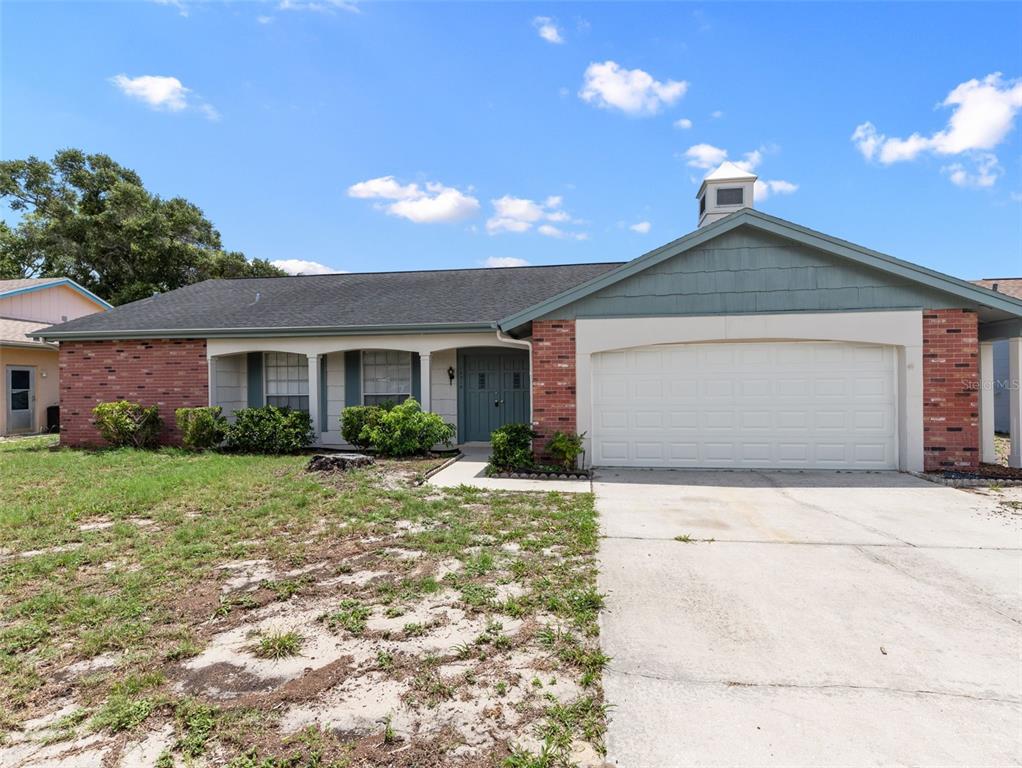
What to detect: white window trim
<box><xmin>361</xmin><ymin>349</ymin><xmax>412</xmax><ymax>406</ymax></box>
<box><xmin>263</xmin><ymin>352</ymin><xmax>310</xmax><ymax>410</ymax></box>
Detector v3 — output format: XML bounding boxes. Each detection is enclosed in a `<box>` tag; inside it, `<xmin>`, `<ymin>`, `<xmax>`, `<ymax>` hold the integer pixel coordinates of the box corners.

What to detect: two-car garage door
<box><xmin>591</xmin><ymin>341</ymin><xmax>897</xmax><ymax>469</ymax></box>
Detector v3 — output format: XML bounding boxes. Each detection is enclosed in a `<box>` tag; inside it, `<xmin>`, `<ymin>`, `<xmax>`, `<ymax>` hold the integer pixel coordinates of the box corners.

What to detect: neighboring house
<box><xmin>36</xmin><ymin>163</ymin><xmax>1022</xmax><ymax>471</ymax></box>
<box><xmin>0</xmin><ymin>278</ymin><xmax>112</xmax><ymax>436</ymax></box>
<box><xmin>970</xmin><ymin>278</ymin><xmax>1022</xmax><ymax>436</ymax></box>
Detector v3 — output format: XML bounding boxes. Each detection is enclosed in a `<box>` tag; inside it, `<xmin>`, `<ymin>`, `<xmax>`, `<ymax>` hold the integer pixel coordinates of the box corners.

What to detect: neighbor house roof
<box><xmin>35</xmin><ymin>263</ymin><xmax>624</xmax><ymax>340</ymax></box>
<box><xmin>0</xmin><ymin>317</ymin><xmax>55</xmax><ymax>349</ymax></box>
<box><xmin>498</xmin><ymin>208</ymin><xmax>1022</xmax><ymax>330</ymax></box>
<box><xmin>0</xmin><ymin>277</ymin><xmax>113</xmax><ymax>309</ymax></box>
<box><xmin>971</xmin><ymin>278</ymin><xmax>1022</xmax><ymax>300</ymax></box>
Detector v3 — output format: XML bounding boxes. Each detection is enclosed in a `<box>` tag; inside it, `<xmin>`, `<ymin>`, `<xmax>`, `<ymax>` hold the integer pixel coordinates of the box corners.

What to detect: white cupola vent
<box><xmin>696</xmin><ymin>161</ymin><xmax>757</xmax><ymax>228</ymax></box>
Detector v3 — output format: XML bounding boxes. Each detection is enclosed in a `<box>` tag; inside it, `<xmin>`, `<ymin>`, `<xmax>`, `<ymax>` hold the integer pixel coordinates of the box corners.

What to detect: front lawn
<box><xmin>0</xmin><ymin>436</ymin><xmax>604</xmax><ymax>767</ymax></box>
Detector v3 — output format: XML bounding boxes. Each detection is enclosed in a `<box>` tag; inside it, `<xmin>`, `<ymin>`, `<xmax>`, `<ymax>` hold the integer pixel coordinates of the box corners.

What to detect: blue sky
<box><xmin>3</xmin><ymin>1</ymin><xmax>1021</xmax><ymax>279</ymax></box>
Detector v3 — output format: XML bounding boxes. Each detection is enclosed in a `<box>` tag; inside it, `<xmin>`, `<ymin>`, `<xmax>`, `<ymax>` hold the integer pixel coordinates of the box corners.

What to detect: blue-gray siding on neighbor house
<box><xmin>541</xmin><ymin>229</ymin><xmax>978</xmax><ymax>320</ymax></box>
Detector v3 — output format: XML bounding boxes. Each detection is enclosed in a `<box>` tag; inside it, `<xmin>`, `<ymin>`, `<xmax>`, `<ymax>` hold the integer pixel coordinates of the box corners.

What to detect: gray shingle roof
<box><xmin>37</xmin><ymin>263</ymin><xmax>624</xmax><ymax>338</ymax></box>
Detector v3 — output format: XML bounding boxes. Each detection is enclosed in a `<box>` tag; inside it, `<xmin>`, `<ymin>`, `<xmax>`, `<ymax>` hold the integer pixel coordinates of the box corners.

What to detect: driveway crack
<box><xmin>607</xmin><ymin>667</ymin><xmax>1021</xmax><ymax>705</ymax></box>
<box><xmin>750</xmin><ymin>470</ymin><xmax>916</xmax><ymax>547</ymax></box>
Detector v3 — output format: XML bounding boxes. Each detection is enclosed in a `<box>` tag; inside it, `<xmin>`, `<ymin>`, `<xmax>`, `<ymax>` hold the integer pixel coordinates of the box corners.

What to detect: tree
<box><xmin>0</xmin><ymin>149</ymin><xmax>284</xmax><ymax>305</ymax></box>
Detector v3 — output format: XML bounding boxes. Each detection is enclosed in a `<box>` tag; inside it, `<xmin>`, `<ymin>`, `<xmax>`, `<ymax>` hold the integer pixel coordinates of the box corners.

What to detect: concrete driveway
<box><xmin>596</xmin><ymin>470</ymin><xmax>1022</xmax><ymax>767</ymax></box>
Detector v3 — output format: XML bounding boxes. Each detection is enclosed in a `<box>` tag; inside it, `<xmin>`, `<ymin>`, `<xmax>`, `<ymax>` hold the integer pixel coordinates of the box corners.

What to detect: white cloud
<box><xmin>152</xmin><ymin>0</ymin><xmax>188</xmax><ymax>17</ymax></box>
<box><xmin>734</xmin><ymin>149</ymin><xmax>762</xmax><ymax>173</ymax></box>
<box><xmin>710</xmin><ymin>110</ymin><xmax>724</xmax><ymax>119</ymax></box>
<box><xmin>111</xmin><ymin>74</ymin><xmax>189</xmax><ymax>111</ymax></box>
<box><xmin>754</xmin><ymin>179</ymin><xmax>799</xmax><ymax>201</ymax></box>
<box><xmin>538</xmin><ymin>224</ymin><xmax>588</xmax><ymax>240</ymax></box>
<box><xmin>347</xmin><ymin>175</ymin><xmax>479</xmax><ymax>223</ymax></box>
<box><xmin>943</xmin><ymin>153</ymin><xmax>1002</xmax><ymax>188</ymax></box>
<box><xmin>110</xmin><ymin>73</ymin><xmax>219</xmax><ymax>120</ymax></box>
<box><xmin>674</xmin><ymin>118</ymin><xmax>693</xmax><ymax>129</ymax></box>
<box><xmin>629</xmin><ymin>220</ymin><xmax>651</xmax><ymax>234</ymax></box>
<box><xmin>486</xmin><ymin>194</ymin><xmax>587</xmax><ymax>239</ymax></box>
<box><xmin>579</xmin><ymin>61</ymin><xmax>688</xmax><ymax>116</ymax></box>
<box><xmin>684</xmin><ymin>143</ymin><xmax>728</xmax><ymax>169</ymax></box>
<box><xmin>533</xmin><ymin>16</ymin><xmax>563</xmax><ymax>44</ymax></box>
<box><xmin>484</xmin><ymin>257</ymin><xmax>530</xmax><ymax>268</ymax></box>
<box><xmin>257</xmin><ymin>15</ymin><xmax>274</xmax><ymax>24</ymax></box>
<box><xmin>278</xmin><ymin>0</ymin><xmax>359</xmax><ymax>12</ymax></box>
<box><xmin>851</xmin><ymin>73</ymin><xmax>1022</xmax><ymax>188</ymax></box>
<box><xmin>272</xmin><ymin>259</ymin><xmax>339</xmax><ymax>275</ymax></box>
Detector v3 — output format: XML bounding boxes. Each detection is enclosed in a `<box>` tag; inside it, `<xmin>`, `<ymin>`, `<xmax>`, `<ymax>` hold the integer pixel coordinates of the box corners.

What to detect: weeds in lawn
<box><xmin>324</xmin><ymin>599</ymin><xmax>371</xmax><ymax>635</ymax></box>
<box><xmin>254</xmin><ymin>631</ymin><xmax>303</xmax><ymax>659</ymax></box>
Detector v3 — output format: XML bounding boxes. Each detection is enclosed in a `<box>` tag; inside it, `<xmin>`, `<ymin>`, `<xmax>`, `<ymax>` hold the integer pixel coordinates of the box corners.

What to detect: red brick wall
<box><xmin>59</xmin><ymin>339</ymin><xmax>208</xmax><ymax>447</ymax></box>
<box><xmin>531</xmin><ymin>319</ymin><xmax>576</xmax><ymax>459</ymax></box>
<box><xmin>922</xmin><ymin>309</ymin><xmax>979</xmax><ymax>471</ymax></box>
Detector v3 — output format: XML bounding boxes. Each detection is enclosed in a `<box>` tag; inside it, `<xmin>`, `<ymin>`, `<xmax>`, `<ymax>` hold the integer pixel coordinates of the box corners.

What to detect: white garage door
<box><xmin>592</xmin><ymin>341</ymin><xmax>897</xmax><ymax>469</ymax></box>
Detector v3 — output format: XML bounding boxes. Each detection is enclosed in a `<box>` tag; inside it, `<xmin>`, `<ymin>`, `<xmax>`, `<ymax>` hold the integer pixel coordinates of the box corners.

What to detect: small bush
<box><xmin>490</xmin><ymin>423</ymin><xmax>537</xmax><ymax>470</ymax></box>
<box><xmin>360</xmin><ymin>398</ymin><xmax>454</xmax><ymax>457</ymax></box>
<box><xmin>546</xmin><ymin>431</ymin><xmax>586</xmax><ymax>471</ymax></box>
<box><xmin>340</xmin><ymin>405</ymin><xmax>383</xmax><ymax>449</ymax></box>
<box><xmin>92</xmin><ymin>401</ymin><xmax>162</xmax><ymax>448</ymax></box>
<box><xmin>224</xmin><ymin>406</ymin><xmax>313</xmax><ymax>454</ymax></box>
<box><xmin>175</xmin><ymin>406</ymin><xmax>228</xmax><ymax>450</ymax></box>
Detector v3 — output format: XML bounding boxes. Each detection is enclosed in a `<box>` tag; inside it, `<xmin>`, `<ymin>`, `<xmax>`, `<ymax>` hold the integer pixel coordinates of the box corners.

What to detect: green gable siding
<box><xmin>542</xmin><ymin>229</ymin><xmax>979</xmax><ymax>320</ymax></box>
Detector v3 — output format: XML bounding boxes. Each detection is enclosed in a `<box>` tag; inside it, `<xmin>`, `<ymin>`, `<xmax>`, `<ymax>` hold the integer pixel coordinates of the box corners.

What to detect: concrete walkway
<box><xmin>426</xmin><ymin>446</ymin><xmax>591</xmax><ymax>493</ymax></box>
<box><xmin>596</xmin><ymin>469</ymin><xmax>1022</xmax><ymax>767</ymax></box>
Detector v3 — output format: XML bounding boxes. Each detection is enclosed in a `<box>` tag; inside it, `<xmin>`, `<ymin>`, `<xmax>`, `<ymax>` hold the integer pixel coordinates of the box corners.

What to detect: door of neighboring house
<box><xmin>6</xmin><ymin>366</ymin><xmax>35</xmax><ymax>434</ymax></box>
<box><xmin>459</xmin><ymin>349</ymin><xmax>530</xmax><ymax>442</ymax></box>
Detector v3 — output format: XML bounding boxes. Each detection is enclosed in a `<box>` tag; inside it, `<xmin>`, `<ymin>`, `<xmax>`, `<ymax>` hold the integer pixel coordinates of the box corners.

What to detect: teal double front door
<box><xmin>458</xmin><ymin>349</ymin><xmax>530</xmax><ymax>442</ymax></box>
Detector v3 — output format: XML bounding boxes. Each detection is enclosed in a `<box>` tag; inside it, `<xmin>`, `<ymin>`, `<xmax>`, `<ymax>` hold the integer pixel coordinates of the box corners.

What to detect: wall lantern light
<box><xmin>447</xmin><ymin>366</ymin><xmax>456</xmax><ymax>384</ymax></box>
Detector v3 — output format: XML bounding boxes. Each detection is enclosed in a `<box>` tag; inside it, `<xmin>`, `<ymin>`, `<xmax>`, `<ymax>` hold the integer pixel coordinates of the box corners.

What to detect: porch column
<box><xmin>208</xmin><ymin>357</ymin><xmax>217</xmax><ymax>408</ymax></box>
<box><xmin>419</xmin><ymin>352</ymin><xmax>431</xmax><ymax>412</ymax></box>
<box><xmin>307</xmin><ymin>353</ymin><xmax>321</xmax><ymax>442</ymax></box>
<box><xmin>1010</xmin><ymin>337</ymin><xmax>1022</xmax><ymax>469</ymax></box>
<box><xmin>979</xmin><ymin>341</ymin><xmax>996</xmax><ymax>464</ymax></box>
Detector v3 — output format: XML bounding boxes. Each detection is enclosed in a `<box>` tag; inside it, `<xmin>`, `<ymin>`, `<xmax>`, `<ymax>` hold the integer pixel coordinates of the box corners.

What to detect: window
<box><xmin>363</xmin><ymin>350</ymin><xmax>412</xmax><ymax>406</ymax></box>
<box><xmin>716</xmin><ymin>187</ymin><xmax>743</xmax><ymax>206</ymax></box>
<box><xmin>264</xmin><ymin>352</ymin><xmax>309</xmax><ymax>411</ymax></box>
<box><xmin>699</xmin><ymin>194</ymin><xmax>706</xmax><ymax>215</ymax></box>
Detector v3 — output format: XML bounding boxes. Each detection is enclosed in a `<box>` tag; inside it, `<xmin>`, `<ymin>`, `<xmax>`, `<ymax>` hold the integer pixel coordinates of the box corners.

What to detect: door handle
<box><xmin>494</xmin><ymin>399</ymin><xmax>503</xmax><ymax>407</ymax></box>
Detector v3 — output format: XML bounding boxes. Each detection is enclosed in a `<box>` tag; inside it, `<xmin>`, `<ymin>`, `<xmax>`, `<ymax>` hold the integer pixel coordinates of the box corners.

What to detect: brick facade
<box><xmin>530</xmin><ymin>319</ymin><xmax>576</xmax><ymax>459</ymax></box>
<box><xmin>59</xmin><ymin>339</ymin><xmax>208</xmax><ymax>447</ymax></box>
<box><xmin>922</xmin><ymin>309</ymin><xmax>979</xmax><ymax>471</ymax></box>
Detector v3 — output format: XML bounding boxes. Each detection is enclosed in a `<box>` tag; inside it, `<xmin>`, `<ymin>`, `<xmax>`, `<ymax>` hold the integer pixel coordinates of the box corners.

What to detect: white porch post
<box><xmin>207</xmin><ymin>357</ymin><xmax>217</xmax><ymax>408</ymax></box>
<box><xmin>1009</xmin><ymin>337</ymin><xmax>1022</xmax><ymax>469</ymax></box>
<box><xmin>307</xmin><ymin>353</ymin><xmax>321</xmax><ymax>442</ymax></box>
<box><xmin>419</xmin><ymin>352</ymin><xmax>432</xmax><ymax>412</ymax></box>
<box><xmin>979</xmin><ymin>341</ymin><xmax>996</xmax><ymax>464</ymax></box>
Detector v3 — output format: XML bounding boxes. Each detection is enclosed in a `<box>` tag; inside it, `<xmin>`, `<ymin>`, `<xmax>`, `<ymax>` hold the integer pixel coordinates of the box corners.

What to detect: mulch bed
<box><xmin>940</xmin><ymin>463</ymin><xmax>1022</xmax><ymax>481</ymax></box>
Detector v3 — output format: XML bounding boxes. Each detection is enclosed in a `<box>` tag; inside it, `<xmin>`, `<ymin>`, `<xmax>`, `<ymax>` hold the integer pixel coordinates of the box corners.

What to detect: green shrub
<box><xmin>92</xmin><ymin>401</ymin><xmax>162</xmax><ymax>448</ymax></box>
<box><xmin>340</xmin><ymin>405</ymin><xmax>383</xmax><ymax>449</ymax></box>
<box><xmin>489</xmin><ymin>423</ymin><xmax>537</xmax><ymax>470</ymax></box>
<box><xmin>360</xmin><ymin>398</ymin><xmax>454</xmax><ymax>457</ymax></box>
<box><xmin>175</xmin><ymin>406</ymin><xmax>228</xmax><ymax>450</ymax></box>
<box><xmin>546</xmin><ymin>431</ymin><xmax>586</xmax><ymax>471</ymax></box>
<box><xmin>224</xmin><ymin>406</ymin><xmax>313</xmax><ymax>454</ymax></box>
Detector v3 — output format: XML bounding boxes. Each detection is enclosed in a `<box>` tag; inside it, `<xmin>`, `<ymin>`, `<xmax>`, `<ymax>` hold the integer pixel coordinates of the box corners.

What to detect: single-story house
<box><xmin>35</xmin><ymin>163</ymin><xmax>1022</xmax><ymax>471</ymax></box>
<box><xmin>1</xmin><ymin>278</ymin><xmax>111</xmax><ymax>436</ymax></box>
<box><xmin>970</xmin><ymin>278</ymin><xmax>1022</xmax><ymax>436</ymax></box>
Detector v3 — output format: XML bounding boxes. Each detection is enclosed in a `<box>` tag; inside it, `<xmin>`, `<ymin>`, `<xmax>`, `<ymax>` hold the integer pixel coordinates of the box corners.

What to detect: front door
<box><xmin>6</xmin><ymin>366</ymin><xmax>35</xmax><ymax>434</ymax></box>
<box><xmin>459</xmin><ymin>350</ymin><xmax>530</xmax><ymax>442</ymax></box>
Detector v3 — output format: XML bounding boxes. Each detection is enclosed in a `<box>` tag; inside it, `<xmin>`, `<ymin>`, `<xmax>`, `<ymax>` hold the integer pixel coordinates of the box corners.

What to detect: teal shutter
<box><xmin>320</xmin><ymin>355</ymin><xmax>328</xmax><ymax>431</ymax></box>
<box><xmin>344</xmin><ymin>350</ymin><xmax>361</xmax><ymax>406</ymax></box>
<box><xmin>246</xmin><ymin>352</ymin><xmax>264</xmax><ymax>407</ymax></box>
<box><xmin>411</xmin><ymin>352</ymin><xmax>421</xmax><ymax>403</ymax></box>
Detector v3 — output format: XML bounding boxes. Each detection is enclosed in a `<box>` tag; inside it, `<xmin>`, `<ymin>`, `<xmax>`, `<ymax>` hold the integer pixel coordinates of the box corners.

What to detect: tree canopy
<box><xmin>0</xmin><ymin>149</ymin><xmax>284</xmax><ymax>305</ymax></box>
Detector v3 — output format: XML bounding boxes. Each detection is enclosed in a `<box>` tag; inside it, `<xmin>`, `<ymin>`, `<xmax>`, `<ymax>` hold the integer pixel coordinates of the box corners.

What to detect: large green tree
<box><xmin>0</xmin><ymin>149</ymin><xmax>283</xmax><ymax>304</ymax></box>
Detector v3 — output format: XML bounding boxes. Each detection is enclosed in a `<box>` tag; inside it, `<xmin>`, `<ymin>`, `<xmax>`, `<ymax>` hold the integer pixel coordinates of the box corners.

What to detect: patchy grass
<box><xmin>0</xmin><ymin>436</ymin><xmax>604</xmax><ymax>767</ymax></box>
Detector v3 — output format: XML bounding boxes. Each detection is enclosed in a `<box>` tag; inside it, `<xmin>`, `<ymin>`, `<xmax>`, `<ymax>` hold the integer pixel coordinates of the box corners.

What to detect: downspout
<box><xmin>495</xmin><ymin>326</ymin><xmax>534</xmax><ymax>430</ymax></box>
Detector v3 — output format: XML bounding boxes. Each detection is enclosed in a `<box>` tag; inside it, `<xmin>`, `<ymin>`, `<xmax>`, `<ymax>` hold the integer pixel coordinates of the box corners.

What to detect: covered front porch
<box><xmin>205</xmin><ymin>332</ymin><xmax>531</xmax><ymax>448</ymax></box>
